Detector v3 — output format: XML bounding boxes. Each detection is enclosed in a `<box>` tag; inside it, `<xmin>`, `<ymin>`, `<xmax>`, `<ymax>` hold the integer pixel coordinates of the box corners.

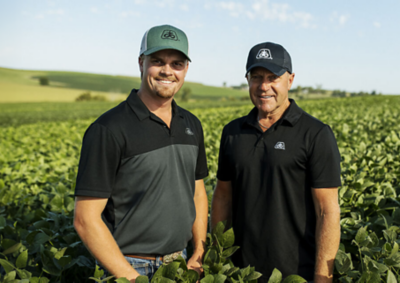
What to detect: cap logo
<box><xmin>256</xmin><ymin>49</ymin><xmax>273</xmax><ymax>60</ymax></box>
<box><xmin>161</xmin><ymin>30</ymin><xmax>179</xmax><ymax>41</ymax></box>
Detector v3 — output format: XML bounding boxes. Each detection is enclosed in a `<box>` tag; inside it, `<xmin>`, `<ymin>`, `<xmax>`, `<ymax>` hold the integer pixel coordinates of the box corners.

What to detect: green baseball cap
<box><xmin>139</xmin><ymin>24</ymin><xmax>191</xmax><ymax>61</ymax></box>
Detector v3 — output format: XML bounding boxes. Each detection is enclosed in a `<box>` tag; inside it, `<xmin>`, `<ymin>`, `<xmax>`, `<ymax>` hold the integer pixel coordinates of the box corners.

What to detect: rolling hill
<box><xmin>0</xmin><ymin>67</ymin><xmax>248</xmax><ymax>102</ymax></box>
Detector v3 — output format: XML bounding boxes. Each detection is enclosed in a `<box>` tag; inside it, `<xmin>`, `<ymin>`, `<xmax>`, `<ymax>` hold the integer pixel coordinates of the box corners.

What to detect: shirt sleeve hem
<box><xmin>195</xmin><ymin>171</ymin><xmax>209</xmax><ymax>180</ymax></box>
<box><xmin>311</xmin><ymin>181</ymin><xmax>342</xmax><ymax>189</ymax></box>
<box><xmin>74</xmin><ymin>189</ymin><xmax>111</xmax><ymax>198</ymax></box>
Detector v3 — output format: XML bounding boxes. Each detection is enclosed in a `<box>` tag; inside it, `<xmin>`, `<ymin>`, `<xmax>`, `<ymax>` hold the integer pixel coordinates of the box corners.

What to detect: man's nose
<box><xmin>259</xmin><ymin>78</ymin><xmax>272</xmax><ymax>91</ymax></box>
<box><xmin>160</xmin><ymin>64</ymin><xmax>173</xmax><ymax>75</ymax></box>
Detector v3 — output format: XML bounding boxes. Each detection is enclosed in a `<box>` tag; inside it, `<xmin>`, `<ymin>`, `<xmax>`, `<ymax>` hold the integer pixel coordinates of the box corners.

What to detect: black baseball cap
<box><xmin>245</xmin><ymin>42</ymin><xmax>292</xmax><ymax>77</ymax></box>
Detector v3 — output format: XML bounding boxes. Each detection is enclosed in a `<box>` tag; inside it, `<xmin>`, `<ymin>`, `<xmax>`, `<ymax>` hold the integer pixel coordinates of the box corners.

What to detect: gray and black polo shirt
<box><xmin>217</xmin><ymin>99</ymin><xmax>341</xmax><ymax>282</ymax></box>
<box><xmin>75</xmin><ymin>89</ymin><xmax>208</xmax><ymax>255</ymax></box>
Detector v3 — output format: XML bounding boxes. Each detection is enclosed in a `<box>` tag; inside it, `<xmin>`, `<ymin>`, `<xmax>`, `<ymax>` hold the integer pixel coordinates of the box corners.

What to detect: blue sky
<box><xmin>1</xmin><ymin>0</ymin><xmax>399</xmax><ymax>94</ymax></box>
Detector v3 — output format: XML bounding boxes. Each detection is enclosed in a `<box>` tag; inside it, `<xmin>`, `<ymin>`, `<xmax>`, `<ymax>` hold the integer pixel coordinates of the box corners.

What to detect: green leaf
<box><xmin>16</xmin><ymin>268</ymin><xmax>32</xmax><ymax>279</ymax></box>
<box><xmin>221</xmin><ymin>246</ymin><xmax>240</xmax><ymax>258</ymax></box>
<box><xmin>222</xmin><ymin>228</ymin><xmax>235</xmax><ymax>248</ymax></box>
<box><xmin>33</xmin><ymin>232</ymin><xmax>52</xmax><ymax>245</ymax></box>
<box><xmin>162</xmin><ymin>261</ymin><xmax>180</xmax><ymax>280</ymax></box>
<box><xmin>214</xmin><ymin>273</ymin><xmax>227</xmax><ymax>283</ymax></box>
<box><xmin>355</xmin><ymin>227</ymin><xmax>368</xmax><ymax>244</ymax></box>
<box><xmin>219</xmin><ymin>264</ymin><xmax>231</xmax><ymax>275</ymax></box>
<box><xmin>225</xmin><ymin>267</ymin><xmax>239</xmax><ymax>276</ymax></box>
<box><xmin>281</xmin><ymin>275</ymin><xmax>307</xmax><ymax>283</ymax></box>
<box><xmin>0</xmin><ymin>258</ymin><xmax>16</xmax><ymax>273</ymax></box>
<box><xmin>58</xmin><ymin>255</ymin><xmax>72</xmax><ymax>268</ymax></box>
<box><xmin>115</xmin><ymin>278</ymin><xmax>131</xmax><ymax>283</ymax></box>
<box><xmin>3</xmin><ymin>242</ymin><xmax>22</xmax><ymax>255</ymax></box>
<box><xmin>39</xmin><ymin>277</ymin><xmax>50</xmax><ymax>283</ymax></box>
<box><xmin>94</xmin><ymin>264</ymin><xmax>104</xmax><ymax>278</ymax></box>
<box><xmin>136</xmin><ymin>275</ymin><xmax>150</xmax><ymax>283</ymax></box>
<box><xmin>240</xmin><ymin>266</ymin><xmax>251</xmax><ymax>278</ymax></box>
<box><xmin>159</xmin><ymin>277</ymin><xmax>175</xmax><ymax>283</ymax></box>
<box><xmin>174</xmin><ymin>255</ymin><xmax>188</xmax><ymax>271</ymax></box>
<box><xmin>16</xmin><ymin>250</ymin><xmax>28</xmax><ymax>269</ymax></box>
<box><xmin>267</xmin><ymin>268</ymin><xmax>282</xmax><ymax>283</ymax></box>
<box><xmin>0</xmin><ymin>215</ymin><xmax>6</xmax><ymax>229</ymax></box>
<box><xmin>384</xmin><ymin>230</ymin><xmax>397</xmax><ymax>243</ymax></box>
<box><xmin>244</xmin><ymin>271</ymin><xmax>262</xmax><ymax>281</ymax></box>
<box><xmin>335</xmin><ymin>249</ymin><xmax>352</xmax><ymax>274</ymax></box>
<box><xmin>389</xmin><ymin>243</ymin><xmax>400</xmax><ymax>258</ymax></box>
<box><xmin>183</xmin><ymin>269</ymin><xmax>200</xmax><ymax>283</ymax></box>
<box><xmin>201</xmin><ymin>274</ymin><xmax>215</xmax><ymax>283</ymax></box>
<box><xmin>387</xmin><ymin>270</ymin><xmax>397</xmax><ymax>283</ymax></box>
<box><xmin>3</xmin><ymin>270</ymin><xmax>16</xmax><ymax>281</ymax></box>
<box><xmin>213</xmin><ymin>222</ymin><xmax>225</xmax><ymax>237</ymax></box>
<box><xmin>54</xmin><ymin>247</ymin><xmax>67</xmax><ymax>260</ymax></box>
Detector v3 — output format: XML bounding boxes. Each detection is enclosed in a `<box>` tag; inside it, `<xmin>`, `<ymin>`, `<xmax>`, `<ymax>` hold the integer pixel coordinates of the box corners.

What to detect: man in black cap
<box><xmin>211</xmin><ymin>42</ymin><xmax>341</xmax><ymax>283</ymax></box>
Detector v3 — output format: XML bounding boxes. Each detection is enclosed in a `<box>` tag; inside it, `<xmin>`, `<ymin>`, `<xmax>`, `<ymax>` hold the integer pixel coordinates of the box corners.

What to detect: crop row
<box><xmin>0</xmin><ymin>96</ymin><xmax>400</xmax><ymax>282</ymax></box>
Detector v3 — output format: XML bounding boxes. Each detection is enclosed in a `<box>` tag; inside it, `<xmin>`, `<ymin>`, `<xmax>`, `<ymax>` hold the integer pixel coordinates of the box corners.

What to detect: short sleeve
<box><xmin>195</xmin><ymin>124</ymin><xmax>209</xmax><ymax>180</ymax></box>
<box><xmin>217</xmin><ymin>127</ymin><xmax>231</xmax><ymax>181</ymax></box>
<box><xmin>75</xmin><ymin>123</ymin><xmax>121</xmax><ymax>197</ymax></box>
<box><xmin>308</xmin><ymin>125</ymin><xmax>342</xmax><ymax>188</ymax></box>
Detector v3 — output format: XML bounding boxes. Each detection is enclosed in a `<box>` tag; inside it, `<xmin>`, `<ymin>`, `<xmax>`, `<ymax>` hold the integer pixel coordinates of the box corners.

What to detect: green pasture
<box><xmin>0</xmin><ymin>67</ymin><xmax>248</xmax><ymax>103</ymax></box>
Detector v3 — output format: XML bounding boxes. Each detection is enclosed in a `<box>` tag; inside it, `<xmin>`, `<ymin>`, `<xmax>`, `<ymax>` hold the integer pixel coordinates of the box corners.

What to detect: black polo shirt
<box><xmin>217</xmin><ymin>99</ymin><xmax>341</xmax><ymax>282</ymax></box>
<box><xmin>75</xmin><ymin>89</ymin><xmax>208</xmax><ymax>255</ymax></box>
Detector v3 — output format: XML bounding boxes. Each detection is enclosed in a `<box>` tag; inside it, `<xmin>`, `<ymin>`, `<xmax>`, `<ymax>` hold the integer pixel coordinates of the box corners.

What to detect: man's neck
<box><xmin>137</xmin><ymin>89</ymin><xmax>173</xmax><ymax>127</ymax></box>
<box><xmin>257</xmin><ymin>99</ymin><xmax>291</xmax><ymax>131</ymax></box>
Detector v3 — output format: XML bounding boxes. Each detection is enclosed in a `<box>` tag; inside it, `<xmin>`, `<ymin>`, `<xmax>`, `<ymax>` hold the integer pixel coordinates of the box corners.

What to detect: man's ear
<box><xmin>287</xmin><ymin>72</ymin><xmax>295</xmax><ymax>90</ymax></box>
<box><xmin>139</xmin><ymin>55</ymin><xmax>145</xmax><ymax>73</ymax></box>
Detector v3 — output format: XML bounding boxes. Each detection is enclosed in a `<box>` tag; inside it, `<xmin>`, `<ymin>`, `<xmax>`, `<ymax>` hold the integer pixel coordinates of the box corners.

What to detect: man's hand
<box><xmin>187</xmin><ymin>252</ymin><xmax>203</xmax><ymax>276</ymax></box>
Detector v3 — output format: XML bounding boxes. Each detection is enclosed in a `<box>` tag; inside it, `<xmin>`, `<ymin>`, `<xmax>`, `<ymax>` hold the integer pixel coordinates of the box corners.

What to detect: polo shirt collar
<box><xmin>126</xmin><ymin>89</ymin><xmax>184</xmax><ymax>121</ymax></box>
<box><xmin>242</xmin><ymin>98</ymin><xmax>303</xmax><ymax>128</ymax></box>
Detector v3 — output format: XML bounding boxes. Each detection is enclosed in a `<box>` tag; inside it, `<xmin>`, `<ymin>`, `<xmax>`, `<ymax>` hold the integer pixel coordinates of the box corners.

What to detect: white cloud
<box><xmin>47</xmin><ymin>9</ymin><xmax>65</xmax><ymax>15</ymax></box>
<box><xmin>214</xmin><ymin>0</ymin><xmax>315</xmax><ymax>28</ymax></box>
<box><xmin>339</xmin><ymin>15</ymin><xmax>349</xmax><ymax>25</ymax></box>
<box><xmin>330</xmin><ymin>11</ymin><xmax>349</xmax><ymax>26</ymax></box>
<box><xmin>119</xmin><ymin>11</ymin><xmax>141</xmax><ymax>18</ymax></box>
<box><xmin>180</xmin><ymin>4</ymin><xmax>189</xmax><ymax>11</ymax></box>
<box><xmin>90</xmin><ymin>7</ymin><xmax>100</xmax><ymax>14</ymax></box>
<box><xmin>373</xmin><ymin>21</ymin><xmax>381</xmax><ymax>28</ymax></box>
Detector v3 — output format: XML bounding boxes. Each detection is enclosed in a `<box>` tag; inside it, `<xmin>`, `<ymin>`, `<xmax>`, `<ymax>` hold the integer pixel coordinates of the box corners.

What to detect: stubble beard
<box><xmin>154</xmin><ymin>87</ymin><xmax>175</xmax><ymax>99</ymax></box>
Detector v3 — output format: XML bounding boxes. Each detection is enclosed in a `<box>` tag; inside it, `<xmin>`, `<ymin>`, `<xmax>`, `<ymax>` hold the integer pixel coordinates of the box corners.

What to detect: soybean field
<box><xmin>1</xmin><ymin>96</ymin><xmax>400</xmax><ymax>282</ymax></box>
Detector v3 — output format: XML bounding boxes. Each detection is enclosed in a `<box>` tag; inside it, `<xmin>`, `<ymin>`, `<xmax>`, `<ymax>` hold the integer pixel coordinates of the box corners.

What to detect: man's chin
<box><xmin>155</xmin><ymin>91</ymin><xmax>174</xmax><ymax>99</ymax></box>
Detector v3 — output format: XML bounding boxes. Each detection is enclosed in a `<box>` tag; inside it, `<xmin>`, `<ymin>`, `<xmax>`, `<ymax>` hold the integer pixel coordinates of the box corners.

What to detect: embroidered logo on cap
<box><xmin>185</xmin><ymin>128</ymin><xmax>194</xmax><ymax>135</ymax></box>
<box><xmin>274</xmin><ymin>142</ymin><xmax>285</xmax><ymax>150</ymax></box>
<box><xmin>161</xmin><ymin>30</ymin><xmax>179</xmax><ymax>41</ymax></box>
<box><xmin>256</xmin><ymin>49</ymin><xmax>273</xmax><ymax>60</ymax></box>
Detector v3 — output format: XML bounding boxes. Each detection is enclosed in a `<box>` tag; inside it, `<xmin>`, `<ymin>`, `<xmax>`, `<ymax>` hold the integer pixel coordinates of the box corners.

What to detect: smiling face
<box><xmin>139</xmin><ymin>49</ymin><xmax>189</xmax><ymax>100</ymax></box>
<box><xmin>247</xmin><ymin>67</ymin><xmax>295</xmax><ymax>118</ymax></box>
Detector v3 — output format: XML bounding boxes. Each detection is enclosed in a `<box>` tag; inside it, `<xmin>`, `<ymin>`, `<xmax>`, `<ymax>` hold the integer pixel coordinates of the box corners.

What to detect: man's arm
<box><xmin>187</xmin><ymin>179</ymin><xmax>208</xmax><ymax>274</ymax></box>
<box><xmin>74</xmin><ymin>196</ymin><xmax>140</xmax><ymax>282</ymax></box>
<box><xmin>210</xmin><ymin>179</ymin><xmax>232</xmax><ymax>231</ymax></box>
<box><xmin>311</xmin><ymin>187</ymin><xmax>341</xmax><ymax>283</ymax></box>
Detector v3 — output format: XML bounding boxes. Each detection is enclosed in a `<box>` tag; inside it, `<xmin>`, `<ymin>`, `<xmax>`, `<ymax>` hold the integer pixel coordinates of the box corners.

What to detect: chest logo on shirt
<box><xmin>185</xmin><ymin>128</ymin><xmax>194</xmax><ymax>135</ymax></box>
<box><xmin>274</xmin><ymin>142</ymin><xmax>285</xmax><ymax>150</ymax></box>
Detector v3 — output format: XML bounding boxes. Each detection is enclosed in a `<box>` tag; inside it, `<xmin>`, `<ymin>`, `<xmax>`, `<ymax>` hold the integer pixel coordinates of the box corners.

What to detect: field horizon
<box><xmin>0</xmin><ymin>66</ymin><xmax>249</xmax><ymax>103</ymax></box>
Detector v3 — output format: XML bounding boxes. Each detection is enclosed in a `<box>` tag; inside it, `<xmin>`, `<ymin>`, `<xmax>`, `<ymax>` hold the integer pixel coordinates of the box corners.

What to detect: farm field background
<box><xmin>1</xmin><ymin>73</ymin><xmax>400</xmax><ymax>282</ymax></box>
<box><xmin>0</xmin><ymin>67</ymin><xmax>249</xmax><ymax>103</ymax></box>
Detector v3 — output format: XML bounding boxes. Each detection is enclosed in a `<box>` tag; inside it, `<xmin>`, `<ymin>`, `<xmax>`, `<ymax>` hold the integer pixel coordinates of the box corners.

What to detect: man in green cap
<box><xmin>73</xmin><ymin>24</ymin><xmax>209</xmax><ymax>282</ymax></box>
